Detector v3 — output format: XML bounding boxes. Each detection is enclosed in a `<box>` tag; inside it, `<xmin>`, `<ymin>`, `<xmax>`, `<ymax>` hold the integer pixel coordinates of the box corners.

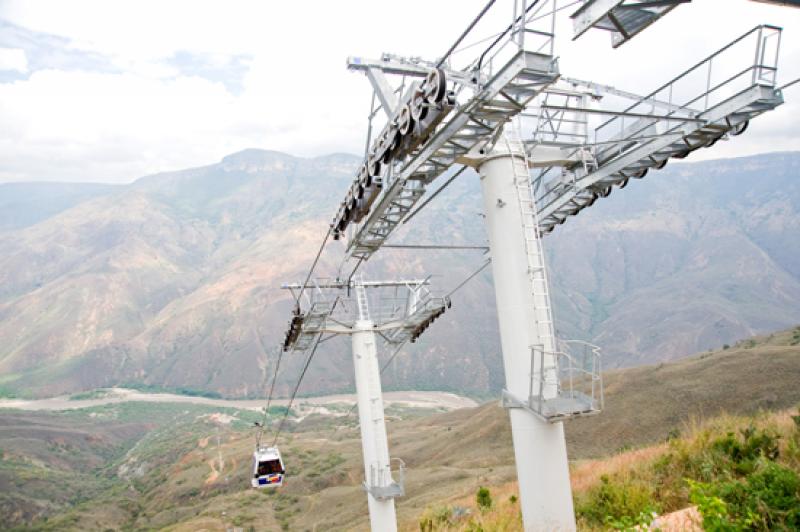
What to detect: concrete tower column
<box><xmin>475</xmin><ymin>137</ymin><xmax>576</xmax><ymax>531</ymax></box>
<box><xmin>351</xmin><ymin>320</ymin><xmax>397</xmax><ymax>532</ymax></box>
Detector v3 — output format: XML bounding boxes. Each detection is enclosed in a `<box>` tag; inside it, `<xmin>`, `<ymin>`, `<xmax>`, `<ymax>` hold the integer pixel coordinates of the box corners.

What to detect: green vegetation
<box><xmin>118</xmin><ymin>383</ymin><xmax>223</xmax><ymax>399</ymax></box>
<box><xmin>576</xmin><ymin>475</ymin><xmax>657</xmax><ymax>529</ymax></box>
<box><xmin>68</xmin><ymin>389</ymin><xmax>113</xmax><ymax>401</ymax></box>
<box><xmin>573</xmin><ymin>410</ymin><xmax>800</xmax><ymax>530</ymax></box>
<box><xmin>476</xmin><ymin>486</ymin><xmax>492</xmax><ymax>510</ymax></box>
<box><xmin>686</xmin><ymin>415</ymin><xmax>800</xmax><ymax>530</ymax></box>
<box><xmin>791</xmin><ymin>326</ymin><xmax>800</xmax><ymax>346</ymax></box>
<box><xmin>416</xmin><ymin>408</ymin><xmax>800</xmax><ymax>531</ymax></box>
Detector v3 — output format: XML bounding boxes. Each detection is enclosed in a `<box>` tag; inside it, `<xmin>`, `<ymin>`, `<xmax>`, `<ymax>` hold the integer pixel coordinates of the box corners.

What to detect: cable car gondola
<box><xmin>251</xmin><ymin>446</ymin><xmax>285</xmax><ymax>488</ymax></box>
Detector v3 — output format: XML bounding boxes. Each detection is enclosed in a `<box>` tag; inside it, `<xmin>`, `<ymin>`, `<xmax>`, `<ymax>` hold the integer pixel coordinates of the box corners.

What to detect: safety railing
<box><xmin>528</xmin><ymin>339</ymin><xmax>603</xmax><ymax>421</ymax></box>
<box><xmin>469</xmin><ymin>0</ymin><xmax>559</xmax><ymax>82</ymax></box>
<box><xmin>365</xmin><ymin>458</ymin><xmax>405</xmax><ymax>500</ymax></box>
<box><xmin>594</xmin><ymin>25</ymin><xmax>782</xmax><ymax>157</ymax></box>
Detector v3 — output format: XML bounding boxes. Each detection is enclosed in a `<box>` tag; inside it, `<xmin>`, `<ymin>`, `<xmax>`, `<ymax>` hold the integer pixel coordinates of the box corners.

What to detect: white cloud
<box><xmin>0</xmin><ymin>0</ymin><xmax>799</xmax><ymax>183</ymax></box>
<box><xmin>0</xmin><ymin>47</ymin><xmax>27</xmax><ymax>72</ymax></box>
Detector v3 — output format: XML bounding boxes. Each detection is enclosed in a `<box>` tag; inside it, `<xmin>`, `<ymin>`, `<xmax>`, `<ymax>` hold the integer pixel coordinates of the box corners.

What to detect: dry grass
<box><xmin>570</xmin><ymin>443</ymin><xmax>668</xmax><ymax>493</ymax></box>
<box><xmin>406</xmin><ymin>407</ymin><xmax>800</xmax><ymax>532</ymax></box>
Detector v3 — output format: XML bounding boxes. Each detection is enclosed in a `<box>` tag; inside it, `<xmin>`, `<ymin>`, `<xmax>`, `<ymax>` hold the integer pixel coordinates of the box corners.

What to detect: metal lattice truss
<box><xmin>281</xmin><ymin>278</ymin><xmax>450</xmax><ymax>353</ymax></box>
<box><xmin>342</xmin><ymin>19</ymin><xmax>784</xmax><ymax>259</ymax></box>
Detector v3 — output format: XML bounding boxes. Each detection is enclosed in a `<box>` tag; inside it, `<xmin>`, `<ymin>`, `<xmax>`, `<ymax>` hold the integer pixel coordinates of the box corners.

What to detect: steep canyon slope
<box><xmin>0</xmin><ymin>150</ymin><xmax>798</xmax><ymax>397</ymax></box>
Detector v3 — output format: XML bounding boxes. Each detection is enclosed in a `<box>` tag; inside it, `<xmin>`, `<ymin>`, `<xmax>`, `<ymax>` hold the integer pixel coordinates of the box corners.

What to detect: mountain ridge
<box><xmin>0</xmin><ymin>149</ymin><xmax>798</xmax><ymax>397</ymax></box>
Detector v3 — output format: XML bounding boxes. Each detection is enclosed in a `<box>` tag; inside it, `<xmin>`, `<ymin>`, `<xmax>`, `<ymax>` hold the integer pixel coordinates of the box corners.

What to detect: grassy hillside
<box><xmin>0</xmin><ymin>326</ymin><xmax>797</xmax><ymax>530</ymax></box>
<box><xmin>566</xmin><ymin>325</ymin><xmax>800</xmax><ymax>457</ymax></box>
<box><xmin>413</xmin><ymin>409</ymin><xmax>800</xmax><ymax>531</ymax></box>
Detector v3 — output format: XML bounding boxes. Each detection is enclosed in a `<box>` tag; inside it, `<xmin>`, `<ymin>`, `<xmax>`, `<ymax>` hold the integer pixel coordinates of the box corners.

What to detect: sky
<box><xmin>0</xmin><ymin>0</ymin><xmax>799</xmax><ymax>184</ymax></box>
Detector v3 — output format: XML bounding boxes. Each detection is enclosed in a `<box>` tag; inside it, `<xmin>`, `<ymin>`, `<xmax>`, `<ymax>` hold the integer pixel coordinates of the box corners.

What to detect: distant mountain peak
<box><xmin>219</xmin><ymin>149</ymin><xmax>298</xmax><ymax>173</ymax></box>
<box><xmin>220</xmin><ymin>148</ymin><xmax>295</xmax><ymax>164</ymax></box>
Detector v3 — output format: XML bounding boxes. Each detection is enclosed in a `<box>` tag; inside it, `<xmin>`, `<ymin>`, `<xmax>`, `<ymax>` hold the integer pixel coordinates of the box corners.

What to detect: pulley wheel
<box><xmin>423</xmin><ymin>68</ymin><xmax>447</xmax><ymax>104</ymax></box>
<box><xmin>410</xmin><ymin>89</ymin><xmax>428</xmax><ymax>122</ymax></box>
<box><xmin>385</xmin><ymin>126</ymin><xmax>400</xmax><ymax>152</ymax></box>
<box><xmin>731</xmin><ymin>120</ymin><xmax>749</xmax><ymax>136</ymax></box>
<box><xmin>397</xmin><ymin>104</ymin><xmax>413</xmax><ymax>136</ymax></box>
<box><xmin>368</xmin><ymin>157</ymin><xmax>382</xmax><ymax>177</ymax></box>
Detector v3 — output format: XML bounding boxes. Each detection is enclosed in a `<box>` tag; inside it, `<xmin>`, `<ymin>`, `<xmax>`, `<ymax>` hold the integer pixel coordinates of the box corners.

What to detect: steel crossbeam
<box><xmin>349</xmin><ymin>50</ymin><xmax>559</xmax><ymax>260</ymax></box>
<box><xmin>537</xmin><ymin>84</ymin><xmax>783</xmax><ymax>231</ymax></box>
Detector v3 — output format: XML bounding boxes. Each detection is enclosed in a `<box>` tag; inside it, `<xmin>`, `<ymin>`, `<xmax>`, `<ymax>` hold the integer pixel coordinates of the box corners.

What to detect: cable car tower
<box><xmin>280</xmin><ymin>0</ymin><xmax>797</xmax><ymax>529</ymax></box>
<box><xmin>281</xmin><ymin>277</ymin><xmax>449</xmax><ymax>531</ymax></box>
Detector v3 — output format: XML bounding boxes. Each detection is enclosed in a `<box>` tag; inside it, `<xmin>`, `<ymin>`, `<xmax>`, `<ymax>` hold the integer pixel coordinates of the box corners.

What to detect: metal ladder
<box><xmin>503</xmin><ymin>123</ymin><xmax>559</xmax><ymax>391</ymax></box>
<box><xmin>355</xmin><ymin>280</ymin><xmax>370</xmax><ymax>321</ymax></box>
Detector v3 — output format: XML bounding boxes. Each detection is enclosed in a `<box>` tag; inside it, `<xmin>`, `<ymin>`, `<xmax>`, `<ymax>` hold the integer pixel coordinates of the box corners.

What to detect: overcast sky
<box><xmin>1</xmin><ymin>0</ymin><xmax>799</xmax><ymax>184</ymax></box>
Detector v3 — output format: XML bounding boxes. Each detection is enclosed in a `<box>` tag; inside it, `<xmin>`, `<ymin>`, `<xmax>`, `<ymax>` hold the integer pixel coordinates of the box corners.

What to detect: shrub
<box><xmin>476</xmin><ymin>486</ymin><xmax>492</xmax><ymax>510</ymax></box>
<box><xmin>576</xmin><ymin>474</ymin><xmax>658</xmax><ymax>528</ymax></box>
<box><xmin>711</xmin><ymin>425</ymin><xmax>780</xmax><ymax>475</ymax></box>
<box><xmin>690</xmin><ymin>462</ymin><xmax>800</xmax><ymax>530</ymax></box>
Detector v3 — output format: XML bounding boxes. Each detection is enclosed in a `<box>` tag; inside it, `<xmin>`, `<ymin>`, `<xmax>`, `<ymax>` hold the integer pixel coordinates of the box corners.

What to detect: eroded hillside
<box><xmin>1</xmin><ymin>151</ymin><xmax>799</xmax><ymax>397</ymax></box>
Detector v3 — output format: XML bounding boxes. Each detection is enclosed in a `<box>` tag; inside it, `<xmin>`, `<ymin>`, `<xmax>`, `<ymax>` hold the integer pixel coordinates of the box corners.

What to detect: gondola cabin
<box><xmin>251</xmin><ymin>446</ymin><xmax>285</xmax><ymax>488</ymax></box>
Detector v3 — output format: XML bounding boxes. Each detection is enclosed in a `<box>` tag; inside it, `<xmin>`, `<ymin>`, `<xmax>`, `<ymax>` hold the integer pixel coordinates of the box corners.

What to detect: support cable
<box><xmin>452</xmin><ymin>0</ymin><xmax>582</xmax><ymax>57</ymax></box>
<box><xmin>780</xmin><ymin>77</ymin><xmax>800</xmax><ymax>91</ymax></box>
<box><xmin>436</xmin><ymin>0</ymin><xmax>497</xmax><ymax>68</ymax></box>
<box><xmin>293</xmin><ymin>225</ymin><xmax>334</xmax><ymax>309</ymax></box>
<box><xmin>476</xmin><ymin>0</ymin><xmax>543</xmax><ymax>72</ymax></box>
<box><xmin>328</xmin><ymin>259</ymin><xmax>492</xmax><ymax>439</ymax></box>
<box><xmin>446</xmin><ymin>258</ymin><xmax>492</xmax><ymax>298</ymax></box>
<box><xmin>255</xmin><ymin>343</ymin><xmax>288</xmax><ymax>449</ymax></box>
<box><xmin>256</xmin><ymin>225</ymin><xmax>333</xmax><ymax>448</ymax></box>
<box><xmin>402</xmin><ymin>165</ymin><xmax>469</xmax><ymax>225</ymax></box>
<box><xmin>270</xmin><ymin>330</ymin><xmax>325</xmax><ymax>447</ymax></box>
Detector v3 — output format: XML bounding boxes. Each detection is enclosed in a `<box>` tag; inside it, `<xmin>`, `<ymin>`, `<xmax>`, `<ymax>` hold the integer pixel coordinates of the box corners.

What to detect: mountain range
<box><xmin>0</xmin><ymin>149</ymin><xmax>798</xmax><ymax>398</ymax></box>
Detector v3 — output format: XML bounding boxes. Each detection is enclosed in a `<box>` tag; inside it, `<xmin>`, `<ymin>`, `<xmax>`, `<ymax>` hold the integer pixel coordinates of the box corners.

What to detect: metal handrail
<box><xmin>596</xmin><ymin>25</ymin><xmax>781</xmax><ymax>134</ymax></box>
<box><xmin>587</xmin><ymin>61</ymin><xmax>776</xmax><ymax>170</ymax></box>
<box><xmin>472</xmin><ymin>0</ymin><xmax>557</xmax><ymax>80</ymax></box>
<box><xmin>529</xmin><ymin>340</ymin><xmax>603</xmax><ymax>418</ymax></box>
